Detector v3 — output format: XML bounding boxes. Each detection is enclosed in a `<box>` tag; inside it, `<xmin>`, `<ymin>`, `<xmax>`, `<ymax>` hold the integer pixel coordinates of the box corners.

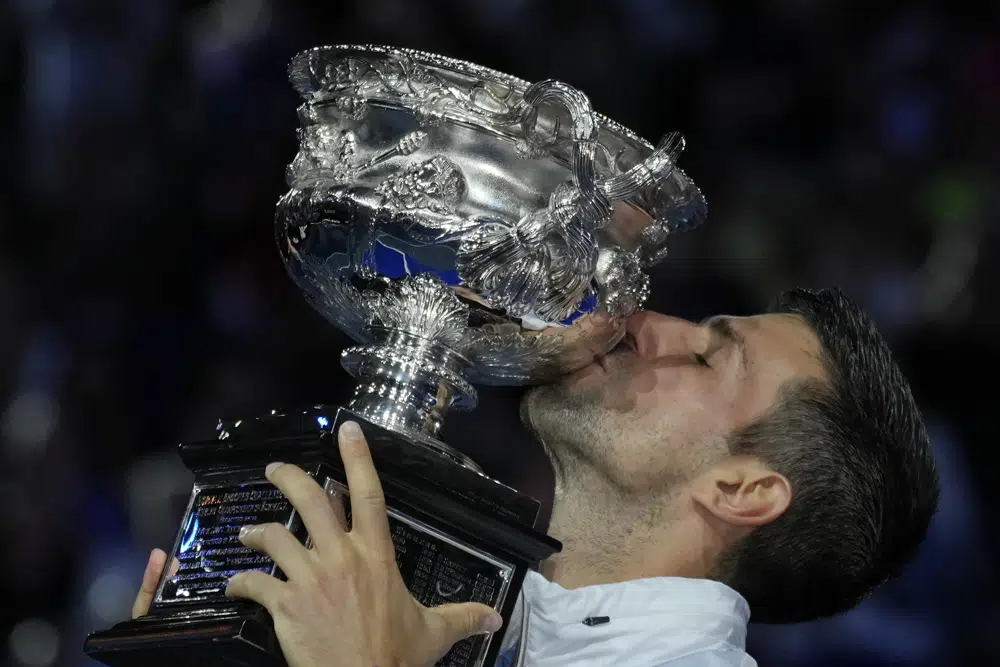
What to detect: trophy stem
<box><xmin>341</xmin><ymin>328</ymin><xmax>479</xmax><ymax>466</ymax></box>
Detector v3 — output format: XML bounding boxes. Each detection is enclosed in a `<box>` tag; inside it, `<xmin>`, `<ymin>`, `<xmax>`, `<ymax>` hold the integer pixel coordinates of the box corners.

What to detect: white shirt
<box><xmin>495</xmin><ymin>571</ymin><xmax>756</xmax><ymax>667</ymax></box>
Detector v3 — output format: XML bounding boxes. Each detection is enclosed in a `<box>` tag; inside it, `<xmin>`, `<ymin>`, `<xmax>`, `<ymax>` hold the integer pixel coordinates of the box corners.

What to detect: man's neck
<box><xmin>538</xmin><ymin>465</ymin><xmax>712</xmax><ymax>589</ymax></box>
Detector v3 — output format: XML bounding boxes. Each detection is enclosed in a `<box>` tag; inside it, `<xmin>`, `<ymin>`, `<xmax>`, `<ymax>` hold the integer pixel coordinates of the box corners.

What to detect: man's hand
<box><xmin>225</xmin><ymin>421</ymin><xmax>503</xmax><ymax>667</ymax></box>
<box><xmin>132</xmin><ymin>548</ymin><xmax>178</xmax><ymax>619</ymax></box>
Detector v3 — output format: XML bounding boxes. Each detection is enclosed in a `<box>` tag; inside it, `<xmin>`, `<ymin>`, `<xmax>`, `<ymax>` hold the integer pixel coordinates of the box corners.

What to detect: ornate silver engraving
<box><xmin>595</xmin><ymin>246</ymin><xmax>650</xmax><ymax>317</ymax></box>
<box><xmin>288</xmin><ymin>126</ymin><xmax>359</xmax><ymax>185</ymax></box>
<box><xmin>370</xmin><ymin>274</ymin><xmax>469</xmax><ymax>351</ymax></box>
<box><xmin>465</xmin><ymin>329</ymin><xmax>569</xmax><ymax>384</ymax></box>
<box><xmin>296</xmin><ymin>49</ymin><xmax>521</xmax><ymax>125</ymax></box>
<box><xmin>455</xmin><ymin>187</ymin><xmax>598</xmax><ymax>322</ymax></box>
<box><xmin>288</xmin><ymin>127</ymin><xmax>431</xmax><ymax>188</ymax></box>
<box><xmin>374</xmin><ymin>156</ymin><xmax>467</xmax><ymax>214</ymax></box>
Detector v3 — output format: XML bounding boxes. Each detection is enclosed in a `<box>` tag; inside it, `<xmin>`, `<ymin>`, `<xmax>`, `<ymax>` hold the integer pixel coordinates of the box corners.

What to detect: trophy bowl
<box><xmin>276</xmin><ymin>45</ymin><xmax>705</xmax><ymax>461</ymax></box>
<box><xmin>84</xmin><ymin>45</ymin><xmax>706</xmax><ymax>667</ymax></box>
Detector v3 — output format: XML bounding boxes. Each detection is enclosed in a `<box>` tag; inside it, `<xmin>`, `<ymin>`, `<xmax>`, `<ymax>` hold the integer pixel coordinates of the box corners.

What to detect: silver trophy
<box><xmin>84</xmin><ymin>45</ymin><xmax>704</xmax><ymax>667</ymax></box>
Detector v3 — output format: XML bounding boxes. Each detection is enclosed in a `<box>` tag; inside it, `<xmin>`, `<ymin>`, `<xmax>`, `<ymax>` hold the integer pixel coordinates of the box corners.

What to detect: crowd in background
<box><xmin>0</xmin><ymin>1</ymin><xmax>996</xmax><ymax>665</ymax></box>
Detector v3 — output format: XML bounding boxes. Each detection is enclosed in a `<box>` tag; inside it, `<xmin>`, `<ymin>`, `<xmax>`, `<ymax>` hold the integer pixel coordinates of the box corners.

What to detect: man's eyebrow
<box><xmin>700</xmin><ymin>316</ymin><xmax>748</xmax><ymax>371</ymax></box>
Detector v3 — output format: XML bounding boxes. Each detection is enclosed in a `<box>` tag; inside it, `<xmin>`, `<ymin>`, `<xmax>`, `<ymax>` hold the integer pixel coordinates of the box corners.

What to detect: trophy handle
<box><xmin>455</xmin><ymin>80</ymin><xmax>630</xmax><ymax>322</ymax></box>
<box><xmin>599</xmin><ymin>131</ymin><xmax>686</xmax><ymax>200</ymax></box>
<box><xmin>519</xmin><ymin>80</ymin><xmax>613</xmax><ymax>231</ymax></box>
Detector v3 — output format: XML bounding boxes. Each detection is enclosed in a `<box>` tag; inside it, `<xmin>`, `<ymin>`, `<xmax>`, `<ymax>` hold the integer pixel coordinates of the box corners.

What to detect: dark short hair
<box><xmin>711</xmin><ymin>287</ymin><xmax>939</xmax><ymax>623</ymax></box>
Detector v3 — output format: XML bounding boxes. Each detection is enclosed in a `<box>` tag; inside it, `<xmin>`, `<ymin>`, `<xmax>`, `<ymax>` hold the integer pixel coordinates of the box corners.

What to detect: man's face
<box><xmin>523</xmin><ymin>310</ymin><xmax>826</xmax><ymax>491</ymax></box>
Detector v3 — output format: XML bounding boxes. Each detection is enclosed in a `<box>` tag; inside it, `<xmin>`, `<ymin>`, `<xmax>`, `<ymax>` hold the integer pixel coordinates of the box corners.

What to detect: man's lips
<box><xmin>596</xmin><ymin>332</ymin><xmax>638</xmax><ymax>370</ymax></box>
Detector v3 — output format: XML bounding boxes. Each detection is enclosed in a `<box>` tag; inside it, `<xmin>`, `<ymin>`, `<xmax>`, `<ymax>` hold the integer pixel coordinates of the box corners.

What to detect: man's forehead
<box><xmin>743</xmin><ymin>311</ymin><xmax>809</xmax><ymax>330</ymax></box>
<box><xmin>739</xmin><ymin>313</ymin><xmax>825</xmax><ymax>380</ymax></box>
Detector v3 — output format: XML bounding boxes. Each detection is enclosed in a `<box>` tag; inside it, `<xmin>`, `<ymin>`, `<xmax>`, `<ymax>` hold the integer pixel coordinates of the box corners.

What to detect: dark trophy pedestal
<box><xmin>84</xmin><ymin>406</ymin><xmax>561</xmax><ymax>667</ymax></box>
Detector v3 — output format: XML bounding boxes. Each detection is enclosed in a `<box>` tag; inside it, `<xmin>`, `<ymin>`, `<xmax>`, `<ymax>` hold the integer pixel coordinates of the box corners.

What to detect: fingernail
<box><xmin>265</xmin><ymin>462</ymin><xmax>284</xmax><ymax>477</ymax></box>
<box><xmin>147</xmin><ymin>548</ymin><xmax>163</xmax><ymax>568</ymax></box>
<box><xmin>340</xmin><ymin>421</ymin><xmax>362</xmax><ymax>440</ymax></box>
<box><xmin>239</xmin><ymin>525</ymin><xmax>254</xmax><ymax>541</ymax></box>
<box><xmin>481</xmin><ymin>613</ymin><xmax>503</xmax><ymax>634</ymax></box>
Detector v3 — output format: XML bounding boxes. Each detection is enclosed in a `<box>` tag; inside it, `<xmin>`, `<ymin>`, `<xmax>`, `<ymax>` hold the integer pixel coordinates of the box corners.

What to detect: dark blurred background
<box><xmin>0</xmin><ymin>1</ymin><xmax>995</xmax><ymax>666</ymax></box>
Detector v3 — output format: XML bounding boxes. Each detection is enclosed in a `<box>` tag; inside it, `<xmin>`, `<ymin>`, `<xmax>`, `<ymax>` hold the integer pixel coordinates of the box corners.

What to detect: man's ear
<box><xmin>690</xmin><ymin>457</ymin><xmax>791</xmax><ymax>528</ymax></box>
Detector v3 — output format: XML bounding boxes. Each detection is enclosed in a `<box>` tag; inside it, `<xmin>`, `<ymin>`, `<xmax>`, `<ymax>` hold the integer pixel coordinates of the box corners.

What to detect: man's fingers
<box><xmin>338</xmin><ymin>422</ymin><xmax>392</xmax><ymax>554</ymax></box>
<box><xmin>225</xmin><ymin>570</ymin><xmax>286</xmax><ymax>611</ymax></box>
<box><xmin>427</xmin><ymin>602</ymin><xmax>503</xmax><ymax>652</ymax></box>
<box><xmin>166</xmin><ymin>556</ymin><xmax>179</xmax><ymax>578</ymax></box>
<box><xmin>239</xmin><ymin>523</ymin><xmax>313</xmax><ymax>580</ymax></box>
<box><xmin>265</xmin><ymin>462</ymin><xmax>344</xmax><ymax>553</ymax></box>
<box><xmin>132</xmin><ymin>549</ymin><xmax>167</xmax><ymax>619</ymax></box>
<box><xmin>327</xmin><ymin>489</ymin><xmax>350</xmax><ymax>533</ymax></box>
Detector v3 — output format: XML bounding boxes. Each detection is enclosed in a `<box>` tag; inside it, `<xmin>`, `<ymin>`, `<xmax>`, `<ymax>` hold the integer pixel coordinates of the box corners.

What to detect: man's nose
<box><xmin>626</xmin><ymin>311</ymin><xmax>701</xmax><ymax>358</ymax></box>
<box><xmin>626</xmin><ymin>310</ymin><xmax>697</xmax><ymax>334</ymax></box>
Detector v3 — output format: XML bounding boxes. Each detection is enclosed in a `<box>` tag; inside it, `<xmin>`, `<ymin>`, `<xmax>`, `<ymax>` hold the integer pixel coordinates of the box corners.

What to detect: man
<box><xmin>132</xmin><ymin>287</ymin><xmax>939</xmax><ymax>667</ymax></box>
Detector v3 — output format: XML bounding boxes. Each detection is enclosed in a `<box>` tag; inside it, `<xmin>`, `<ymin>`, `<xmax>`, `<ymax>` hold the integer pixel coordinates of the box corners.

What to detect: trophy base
<box><xmin>84</xmin><ymin>406</ymin><xmax>560</xmax><ymax>667</ymax></box>
<box><xmin>82</xmin><ymin>603</ymin><xmax>281</xmax><ymax>667</ymax></box>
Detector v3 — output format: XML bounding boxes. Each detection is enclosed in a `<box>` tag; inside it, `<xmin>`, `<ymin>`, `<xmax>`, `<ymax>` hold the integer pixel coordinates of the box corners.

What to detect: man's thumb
<box><xmin>430</xmin><ymin>602</ymin><xmax>504</xmax><ymax>645</ymax></box>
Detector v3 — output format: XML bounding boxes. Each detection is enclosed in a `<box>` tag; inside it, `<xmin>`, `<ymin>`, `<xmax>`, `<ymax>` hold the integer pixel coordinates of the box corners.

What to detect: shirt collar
<box><xmin>499</xmin><ymin>571</ymin><xmax>751</xmax><ymax>667</ymax></box>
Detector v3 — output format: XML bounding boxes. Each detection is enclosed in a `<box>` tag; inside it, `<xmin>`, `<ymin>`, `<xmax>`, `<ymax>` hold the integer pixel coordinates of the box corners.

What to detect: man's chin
<box><xmin>523</xmin><ymin>371</ymin><xmax>598</xmax><ymax>424</ymax></box>
<box><xmin>518</xmin><ymin>387</ymin><xmax>538</xmax><ymax>430</ymax></box>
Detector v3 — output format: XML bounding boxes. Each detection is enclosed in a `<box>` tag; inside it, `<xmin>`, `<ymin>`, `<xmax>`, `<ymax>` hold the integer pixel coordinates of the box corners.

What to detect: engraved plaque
<box><xmin>155</xmin><ymin>476</ymin><xmax>513</xmax><ymax>666</ymax></box>
<box><xmin>324</xmin><ymin>478</ymin><xmax>514</xmax><ymax>667</ymax></box>
<box><xmin>155</xmin><ymin>481</ymin><xmax>300</xmax><ymax>606</ymax></box>
<box><xmin>384</xmin><ymin>497</ymin><xmax>513</xmax><ymax>667</ymax></box>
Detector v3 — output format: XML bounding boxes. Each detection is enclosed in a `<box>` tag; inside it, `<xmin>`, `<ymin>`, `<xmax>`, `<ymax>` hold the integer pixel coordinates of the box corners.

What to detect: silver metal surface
<box><xmin>275</xmin><ymin>45</ymin><xmax>706</xmax><ymax>449</ymax></box>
